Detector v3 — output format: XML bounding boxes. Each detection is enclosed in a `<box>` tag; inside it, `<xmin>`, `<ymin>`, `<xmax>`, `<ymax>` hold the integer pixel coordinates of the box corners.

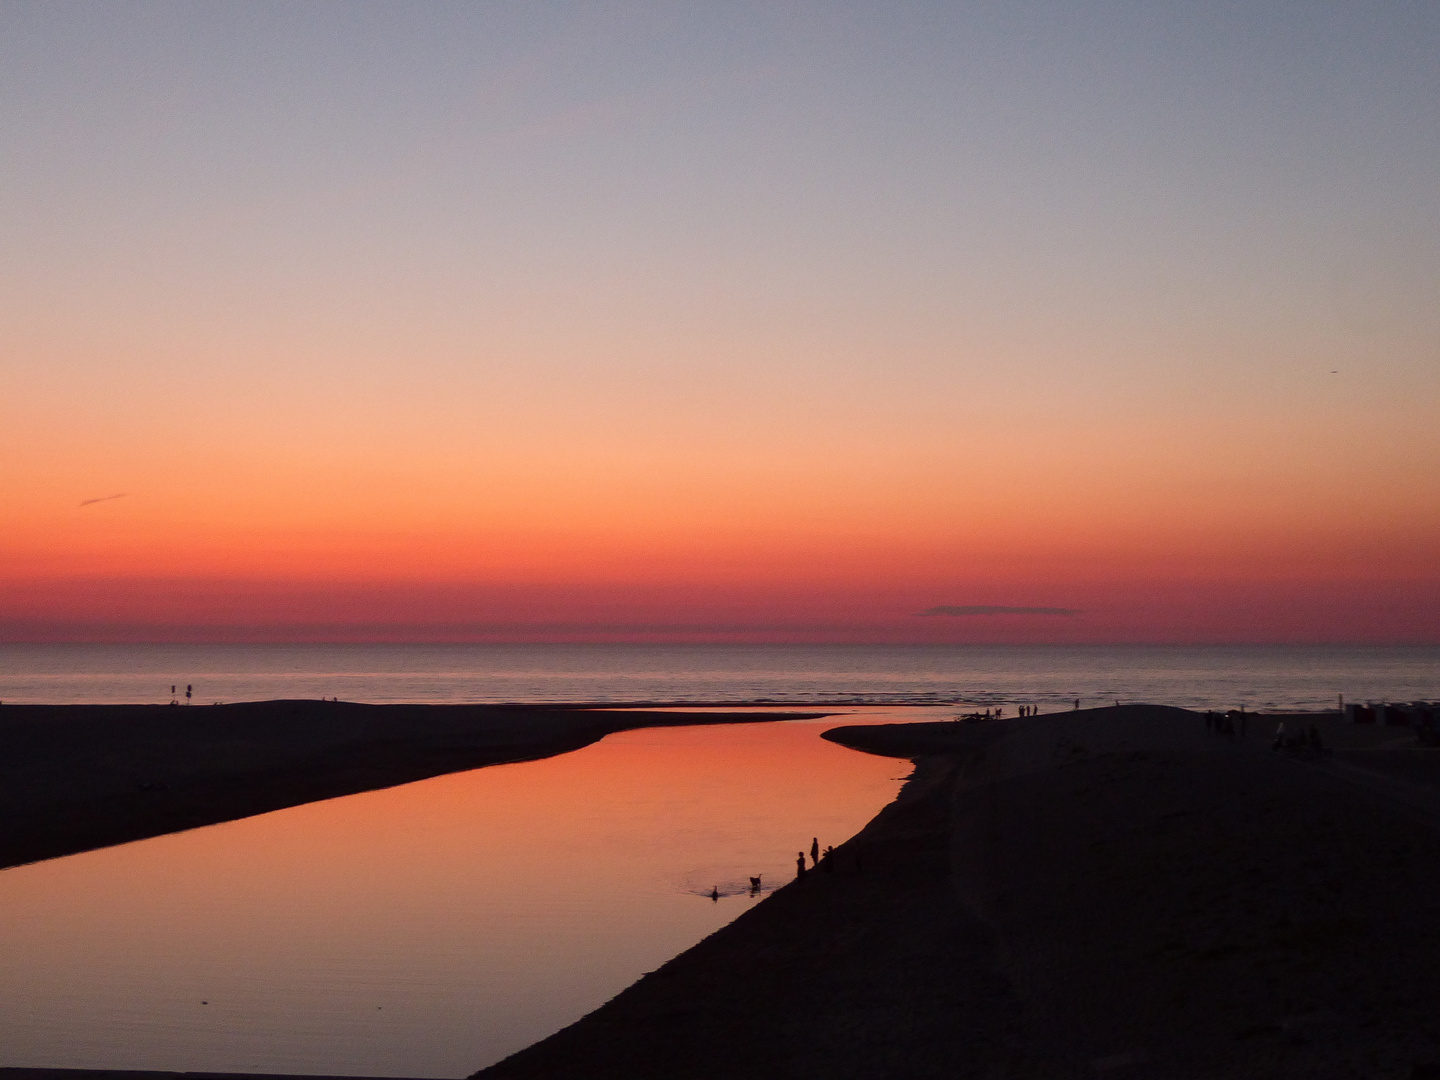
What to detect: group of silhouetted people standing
<box><xmin>957</xmin><ymin>705</ymin><xmax>1044</xmax><ymax>723</ymax></box>
<box><xmin>796</xmin><ymin>836</ymin><xmax>837</xmax><ymax>879</ymax></box>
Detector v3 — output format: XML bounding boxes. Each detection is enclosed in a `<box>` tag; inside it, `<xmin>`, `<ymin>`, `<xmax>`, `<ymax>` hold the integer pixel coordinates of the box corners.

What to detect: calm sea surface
<box><xmin>1</xmin><ymin>642</ymin><xmax>1436</xmax><ymax>709</ymax></box>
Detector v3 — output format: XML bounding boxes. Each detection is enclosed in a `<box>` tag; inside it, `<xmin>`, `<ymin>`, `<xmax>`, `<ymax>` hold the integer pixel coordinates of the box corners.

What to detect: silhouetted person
<box><xmin>1074</xmin><ymin>698</ymin><xmax>1080</xmax><ymax>710</ymax></box>
<box><xmin>796</xmin><ymin>853</ymin><xmax>807</xmax><ymax>879</ymax></box>
<box><xmin>185</xmin><ymin>684</ymin><xmax>192</xmax><ymax>703</ymax></box>
<box><xmin>810</xmin><ymin>837</ymin><xmax>819</xmax><ymax>867</ymax></box>
<box><xmin>822</xmin><ymin>845</ymin><xmax>835</xmax><ymax>872</ymax></box>
<box><xmin>710</xmin><ymin>886</ymin><xmax>719</xmax><ymax>902</ymax></box>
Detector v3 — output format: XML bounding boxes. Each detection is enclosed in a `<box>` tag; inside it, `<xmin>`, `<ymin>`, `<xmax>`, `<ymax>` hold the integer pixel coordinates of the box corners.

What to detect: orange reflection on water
<box><xmin>0</xmin><ymin>719</ymin><xmax>906</xmax><ymax>1077</ymax></box>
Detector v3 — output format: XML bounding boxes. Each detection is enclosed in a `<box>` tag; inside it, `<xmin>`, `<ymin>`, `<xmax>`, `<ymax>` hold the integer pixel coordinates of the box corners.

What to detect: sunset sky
<box><xmin>3</xmin><ymin>1</ymin><xmax>1437</xmax><ymax>643</ymax></box>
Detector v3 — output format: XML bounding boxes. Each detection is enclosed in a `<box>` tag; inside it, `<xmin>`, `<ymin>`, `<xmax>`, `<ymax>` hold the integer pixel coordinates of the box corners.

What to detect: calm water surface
<box><xmin>0</xmin><ymin>714</ymin><xmax>913</xmax><ymax>1077</ymax></box>
<box><xmin>2</xmin><ymin>642</ymin><xmax>1436</xmax><ymax>709</ymax></box>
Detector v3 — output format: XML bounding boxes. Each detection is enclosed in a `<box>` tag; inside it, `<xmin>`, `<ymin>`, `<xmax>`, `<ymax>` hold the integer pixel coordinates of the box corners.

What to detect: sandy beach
<box><xmin>0</xmin><ymin>701</ymin><xmax>824</xmax><ymax>870</ymax></box>
<box><xmin>9</xmin><ymin>702</ymin><xmax>1440</xmax><ymax>1079</ymax></box>
<box><xmin>478</xmin><ymin>704</ymin><xmax>1440</xmax><ymax>1079</ymax></box>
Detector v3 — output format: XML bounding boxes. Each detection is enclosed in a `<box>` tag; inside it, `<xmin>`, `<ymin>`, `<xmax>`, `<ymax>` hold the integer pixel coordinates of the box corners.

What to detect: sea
<box><xmin>1</xmin><ymin>641</ymin><xmax>1436</xmax><ymax>710</ymax></box>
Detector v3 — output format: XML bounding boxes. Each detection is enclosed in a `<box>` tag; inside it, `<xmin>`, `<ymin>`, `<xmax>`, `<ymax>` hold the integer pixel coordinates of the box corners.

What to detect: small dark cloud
<box><xmin>79</xmin><ymin>493</ymin><xmax>127</xmax><ymax>507</ymax></box>
<box><xmin>915</xmin><ymin>604</ymin><xmax>1082</xmax><ymax>617</ymax></box>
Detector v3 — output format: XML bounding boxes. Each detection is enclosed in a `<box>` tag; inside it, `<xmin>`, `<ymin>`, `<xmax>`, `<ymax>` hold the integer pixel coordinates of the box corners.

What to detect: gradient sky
<box><xmin>3</xmin><ymin>1</ymin><xmax>1438</xmax><ymax>643</ymax></box>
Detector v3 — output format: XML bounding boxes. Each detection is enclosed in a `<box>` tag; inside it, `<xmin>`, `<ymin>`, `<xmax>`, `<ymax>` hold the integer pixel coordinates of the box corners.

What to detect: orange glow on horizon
<box><xmin>3</xmin><ymin>4</ymin><xmax>1438</xmax><ymax>647</ymax></box>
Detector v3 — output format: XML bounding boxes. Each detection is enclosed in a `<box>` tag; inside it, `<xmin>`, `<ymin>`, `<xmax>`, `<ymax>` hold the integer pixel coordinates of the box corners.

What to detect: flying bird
<box><xmin>79</xmin><ymin>493</ymin><xmax>127</xmax><ymax>507</ymax></box>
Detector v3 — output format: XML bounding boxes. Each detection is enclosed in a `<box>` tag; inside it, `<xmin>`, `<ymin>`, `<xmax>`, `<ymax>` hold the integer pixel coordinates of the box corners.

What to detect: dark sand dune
<box><xmin>479</xmin><ymin>704</ymin><xmax>1440</xmax><ymax>1079</ymax></box>
<box><xmin>0</xmin><ymin>701</ymin><xmax>822</xmax><ymax>870</ymax></box>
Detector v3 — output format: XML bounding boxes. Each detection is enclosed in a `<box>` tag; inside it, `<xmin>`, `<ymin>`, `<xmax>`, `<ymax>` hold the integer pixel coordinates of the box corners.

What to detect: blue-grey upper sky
<box><xmin>6</xmin><ymin>2</ymin><xmax>1436</xmax><ymax>381</ymax></box>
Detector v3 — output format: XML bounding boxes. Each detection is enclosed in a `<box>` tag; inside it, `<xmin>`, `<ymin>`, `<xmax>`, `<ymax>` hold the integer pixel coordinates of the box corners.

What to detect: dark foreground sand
<box><xmin>477</xmin><ymin>704</ymin><xmax>1440</xmax><ymax>1080</ymax></box>
<box><xmin>0</xmin><ymin>701</ymin><xmax>823</xmax><ymax>870</ymax></box>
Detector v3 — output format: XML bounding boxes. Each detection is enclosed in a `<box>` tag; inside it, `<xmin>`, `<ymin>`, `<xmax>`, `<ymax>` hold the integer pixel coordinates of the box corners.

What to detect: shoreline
<box><xmin>11</xmin><ymin>703</ymin><xmax>1440</xmax><ymax>1077</ymax></box>
<box><xmin>0</xmin><ymin>700</ymin><xmax>827</xmax><ymax>870</ymax></box>
<box><xmin>475</xmin><ymin>747</ymin><xmax>1012</xmax><ymax>1079</ymax></box>
<box><xmin>478</xmin><ymin>704</ymin><xmax>1440</xmax><ymax>1078</ymax></box>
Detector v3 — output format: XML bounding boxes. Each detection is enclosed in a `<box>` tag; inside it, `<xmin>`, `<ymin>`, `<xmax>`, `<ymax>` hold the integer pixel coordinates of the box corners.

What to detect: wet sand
<box><xmin>0</xmin><ymin>701</ymin><xmax>823</xmax><ymax>870</ymax></box>
<box><xmin>478</xmin><ymin>704</ymin><xmax>1440</xmax><ymax>1079</ymax></box>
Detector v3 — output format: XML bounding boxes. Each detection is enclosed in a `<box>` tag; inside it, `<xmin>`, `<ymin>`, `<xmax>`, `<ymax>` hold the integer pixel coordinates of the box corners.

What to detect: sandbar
<box><xmin>0</xmin><ymin>700</ymin><xmax>824</xmax><ymax>870</ymax></box>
